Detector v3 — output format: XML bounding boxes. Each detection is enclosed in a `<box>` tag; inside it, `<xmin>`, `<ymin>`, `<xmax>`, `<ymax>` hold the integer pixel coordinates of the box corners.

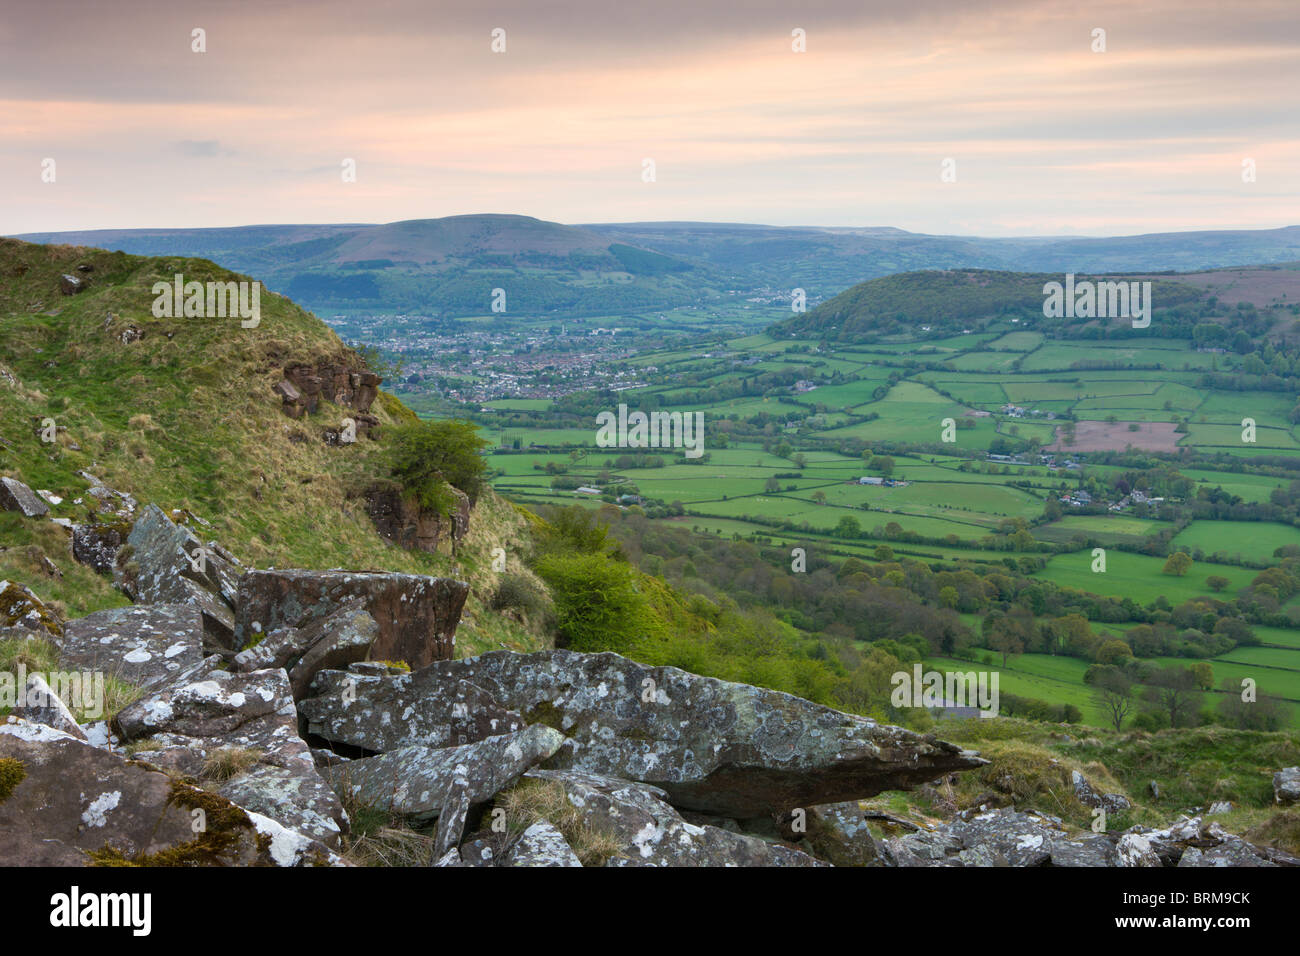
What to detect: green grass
<box><xmin>1172</xmin><ymin>520</ymin><xmax>1300</xmax><ymax>565</ymax></box>
<box><xmin>1037</xmin><ymin>550</ymin><xmax>1258</xmax><ymax>605</ymax></box>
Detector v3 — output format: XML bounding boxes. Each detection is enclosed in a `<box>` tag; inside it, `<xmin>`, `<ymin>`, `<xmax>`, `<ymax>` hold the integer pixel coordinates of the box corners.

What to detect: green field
<box><xmin>1171</xmin><ymin>520</ymin><xmax>1300</xmax><ymax>565</ymax></box>
<box><xmin>1037</xmin><ymin>550</ymin><xmax>1259</xmax><ymax>605</ymax></box>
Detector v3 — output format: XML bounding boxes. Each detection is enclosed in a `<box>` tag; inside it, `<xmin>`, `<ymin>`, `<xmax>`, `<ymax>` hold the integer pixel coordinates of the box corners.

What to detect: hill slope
<box><xmin>0</xmin><ymin>238</ymin><xmax>541</xmax><ymax>654</ymax></box>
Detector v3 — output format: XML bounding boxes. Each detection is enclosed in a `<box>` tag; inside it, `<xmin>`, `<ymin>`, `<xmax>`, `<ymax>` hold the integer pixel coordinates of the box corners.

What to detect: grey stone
<box><xmin>1275</xmin><ymin>767</ymin><xmax>1300</xmax><ymax>806</ymax></box>
<box><xmin>10</xmin><ymin>674</ymin><xmax>87</xmax><ymax>741</ymax></box>
<box><xmin>326</xmin><ymin>725</ymin><xmax>564</xmax><ymax>825</ymax></box>
<box><xmin>300</xmin><ymin>672</ymin><xmax>524</xmax><ymax>751</ymax></box>
<box><xmin>60</xmin><ymin>604</ymin><xmax>205</xmax><ymax>693</ymax></box>
<box><xmin>502</xmin><ymin>820</ymin><xmax>583</xmax><ymax>867</ymax></box>
<box><xmin>0</xmin><ymin>477</ymin><xmax>49</xmax><ymax>517</ymax></box>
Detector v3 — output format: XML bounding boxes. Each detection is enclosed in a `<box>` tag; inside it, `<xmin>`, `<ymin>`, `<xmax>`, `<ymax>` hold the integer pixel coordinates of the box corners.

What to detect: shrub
<box><xmin>533</xmin><ymin>553</ymin><xmax>650</xmax><ymax>653</ymax></box>
<box><xmin>388</xmin><ymin>418</ymin><xmax>489</xmax><ymax>511</ymax></box>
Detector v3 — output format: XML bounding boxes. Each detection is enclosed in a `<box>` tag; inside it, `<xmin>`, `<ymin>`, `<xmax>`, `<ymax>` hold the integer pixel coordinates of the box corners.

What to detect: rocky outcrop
<box><xmin>0</xmin><ymin>476</ymin><xmax>48</xmax><ymax>517</ymax></box>
<box><xmin>361</xmin><ymin>483</ymin><xmax>471</xmax><ymax>554</ymax></box>
<box><xmin>60</xmin><ymin>604</ymin><xmax>207</xmax><ymax>693</ymax></box>
<box><xmin>0</xmin><ymin>718</ymin><xmax>342</xmax><ymax>865</ymax></box>
<box><xmin>235</xmin><ymin>569</ymin><xmax>468</xmax><ymax>670</ymax></box>
<box><xmin>1275</xmin><ymin>767</ymin><xmax>1300</xmax><ymax>806</ymax></box>
<box><xmin>113</xmin><ymin>665</ymin><xmax>348</xmax><ymax>848</ymax></box>
<box><xmin>276</xmin><ymin>362</ymin><xmax>380</xmax><ymax>419</ymax></box>
<box><xmin>113</xmin><ymin>504</ymin><xmax>243</xmax><ymax>648</ymax></box>
<box><xmin>302</xmin><ymin>649</ymin><xmax>985</xmax><ymax>819</ymax></box>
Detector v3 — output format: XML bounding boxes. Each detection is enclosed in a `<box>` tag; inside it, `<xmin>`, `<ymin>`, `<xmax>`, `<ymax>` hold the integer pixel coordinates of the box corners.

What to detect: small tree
<box><xmin>1092</xmin><ymin>666</ymin><xmax>1134</xmax><ymax>731</ymax></box>
<box><xmin>1162</xmin><ymin>551</ymin><xmax>1192</xmax><ymax>577</ymax></box>
<box><xmin>1206</xmin><ymin>575</ymin><xmax>1230</xmax><ymax>593</ymax></box>
<box><xmin>388</xmin><ymin>418</ymin><xmax>489</xmax><ymax>511</ymax></box>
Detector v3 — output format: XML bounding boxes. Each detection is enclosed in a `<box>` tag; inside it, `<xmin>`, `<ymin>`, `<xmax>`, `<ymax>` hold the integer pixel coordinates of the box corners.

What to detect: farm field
<box><xmin>1037</xmin><ymin>550</ymin><xmax>1259</xmax><ymax>605</ymax></box>
<box><xmin>1171</xmin><ymin>520</ymin><xmax>1300</xmax><ymax>565</ymax></box>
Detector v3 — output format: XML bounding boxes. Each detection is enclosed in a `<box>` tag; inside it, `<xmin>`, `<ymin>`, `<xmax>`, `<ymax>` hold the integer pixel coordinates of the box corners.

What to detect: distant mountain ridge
<box><xmin>13</xmin><ymin>216</ymin><xmax>1300</xmax><ymax>315</ymax></box>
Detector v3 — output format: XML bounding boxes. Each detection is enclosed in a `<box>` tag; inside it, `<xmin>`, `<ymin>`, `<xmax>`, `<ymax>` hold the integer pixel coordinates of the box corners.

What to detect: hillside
<box><xmin>770</xmin><ymin>265</ymin><xmax>1300</xmax><ymax>342</ymax></box>
<box><xmin>0</xmin><ymin>237</ymin><xmax>542</xmax><ymax>655</ymax></box>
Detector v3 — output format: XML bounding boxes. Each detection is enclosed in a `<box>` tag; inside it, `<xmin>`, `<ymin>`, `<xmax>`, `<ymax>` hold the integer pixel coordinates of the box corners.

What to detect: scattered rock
<box><xmin>1071</xmin><ymin>770</ymin><xmax>1132</xmax><ymax>814</ymax></box>
<box><xmin>1207</xmin><ymin>801</ymin><xmax>1233</xmax><ymax>815</ymax></box>
<box><xmin>502</xmin><ymin>820</ymin><xmax>582</xmax><ymax>867</ymax></box>
<box><xmin>0</xmin><ymin>477</ymin><xmax>49</xmax><ymax>518</ymax></box>
<box><xmin>0</xmin><ymin>580</ymin><xmax>61</xmax><ymax>636</ymax></box>
<box><xmin>793</xmin><ymin>801</ymin><xmax>885</xmax><ymax>867</ymax></box>
<box><xmin>58</xmin><ymin>274</ymin><xmax>86</xmax><ymax>295</ymax></box>
<box><xmin>884</xmin><ymin>808</ymin><xmax>1117</xmax><ymax>867</ymax></box>
<box><xmin>235</xmin><ymin>569</ymin><xmax>468</xmax><ymax>670</ymax></box>
<box><xmin>71</xmin><ymin>519</ymin><xmax>127</xmax><ymax>574</ymax></box>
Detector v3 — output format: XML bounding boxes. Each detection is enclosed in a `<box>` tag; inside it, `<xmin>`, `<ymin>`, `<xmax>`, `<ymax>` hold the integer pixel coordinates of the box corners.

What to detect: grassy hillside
<box><xmin>0</xmin><ymin>237</ymin><xmax>544</xmax><ymax>655</ymax></box>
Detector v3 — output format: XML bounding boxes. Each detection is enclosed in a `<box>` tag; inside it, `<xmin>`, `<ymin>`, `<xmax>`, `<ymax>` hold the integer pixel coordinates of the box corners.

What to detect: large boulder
<box><xmin>234</xmin><ymin>569</ymin><xmax>468</xmax><ymax>670</ymax></box>
<box><xmin>0</xmin><ymin>476</ymin><xmax>49</xmax><ymax>517</ymax></box>
<box><xmin>521</xmin><ymin>769</ymin><xmax>825</xmax><ymax>867</ymax></box>
<box><xmin>0</xmin><ymin>718</ymin><xmax>342</xmax><ymax>865</ymax></box>
<box><xmin>231</xmin><ymin>601</ymin><xmax>378</xmax><ymax>700</ymax></box>
<box><xmin>60</xmin><ymin>604</ymin><xmax>206</xmax><ymax>693</ymax></box>
<box><xmin>114</xmin><ymin>504</ymin><xmax>242</xmax><ymax>648</ymax></box>
<box><xmin>300</xmin><ymin>669</ymin><xmax>525</xmax><ymax>751</ymax></box>
<box><xmin>302</xmin><ymin>649</ymin><xmax>985</xmax><ymax>818</ymax></box>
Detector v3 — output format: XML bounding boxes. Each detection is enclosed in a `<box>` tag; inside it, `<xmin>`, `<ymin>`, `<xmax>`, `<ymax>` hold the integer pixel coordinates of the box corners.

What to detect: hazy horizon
<box><xmin>3</xmin><ymin>0</ymin><xmax>1298</xmax><ymax>236</ymax></box>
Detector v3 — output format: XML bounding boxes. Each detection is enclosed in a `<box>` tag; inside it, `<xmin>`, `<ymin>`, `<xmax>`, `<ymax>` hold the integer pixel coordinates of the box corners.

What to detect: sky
<box><xmin>2</xmin><ymin>0</ymin><xmax>1298</xmax><ymax>237</ymax></box>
